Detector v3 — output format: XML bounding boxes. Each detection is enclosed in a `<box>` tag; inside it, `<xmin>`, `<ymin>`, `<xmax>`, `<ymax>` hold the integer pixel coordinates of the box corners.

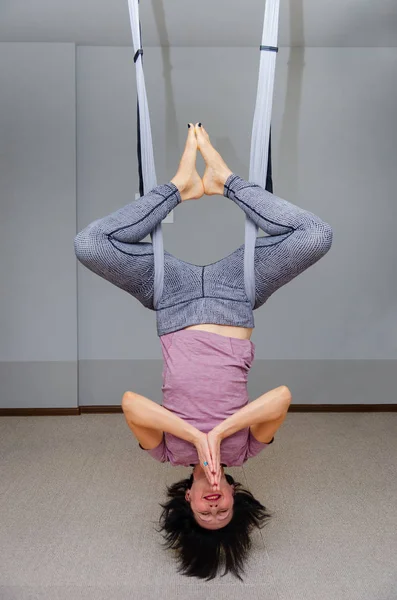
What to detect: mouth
<box><xmin>203</xmin><ymin>494</ymin><xmax>221</xmax><ymax>501</ymax></box>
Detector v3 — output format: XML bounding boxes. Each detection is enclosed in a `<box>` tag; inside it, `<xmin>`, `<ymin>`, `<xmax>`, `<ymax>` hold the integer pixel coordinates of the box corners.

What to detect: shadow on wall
<box><xmin>215</xmin><ymin>136</ymin><xmax>248</xmax><ymax>182</ymax></box>
<box><xmin>151</xmin><ymin>0</ymin><xmax>179</xmax><ymax>175</ymax></box>
<box><xmin>150</xmin><ymin>0</ymin><xmax>305</xmax><ymax>205</ymax></box>
<box><xmin>278</xmin><ymin>0</ymin><xmax>305</xmax><ymax>200</ymax></box>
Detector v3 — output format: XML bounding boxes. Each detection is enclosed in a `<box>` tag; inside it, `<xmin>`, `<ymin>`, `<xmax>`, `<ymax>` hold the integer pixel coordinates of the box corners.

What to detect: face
<box><xmin>185</xmin><ymin>465</ymin><xmax>235</xmax><ymax>530</ymax></box>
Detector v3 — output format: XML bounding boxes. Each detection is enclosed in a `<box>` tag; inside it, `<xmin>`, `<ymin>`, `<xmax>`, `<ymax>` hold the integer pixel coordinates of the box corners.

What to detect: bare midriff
<box><xmin>182</xmin><ymin>323</ymin><xmax>253</xmax><ymax>340</ymax></box>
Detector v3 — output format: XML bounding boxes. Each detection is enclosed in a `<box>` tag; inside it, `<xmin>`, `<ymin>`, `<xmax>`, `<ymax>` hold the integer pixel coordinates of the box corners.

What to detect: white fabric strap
<box><xmin>245</xmin><ymin>0</ymin><xmax>280</xmax><ymax>308</ymax></box>
<box><xmin>127</xmin><ymin>0</ymin><xmax>280</xmax><ymax>310</ymax></box>
<box><xmin>127</xmin><ymin>0</ymin><xmax>164</xmax><ymax>308</ymax></box>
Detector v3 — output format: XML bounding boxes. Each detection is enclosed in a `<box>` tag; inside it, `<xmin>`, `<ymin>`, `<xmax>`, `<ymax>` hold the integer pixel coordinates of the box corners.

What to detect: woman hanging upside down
<box><xmin>74</xmin><ymin>123</ymin><xmax>333</xmax><ymax>580</ymax></box>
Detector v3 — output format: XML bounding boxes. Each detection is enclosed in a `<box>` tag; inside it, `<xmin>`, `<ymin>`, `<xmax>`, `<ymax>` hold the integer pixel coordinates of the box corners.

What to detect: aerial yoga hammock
<box><xmin>128</xmin><ymin>0</ymin><xmax>280</xmax><ymax>309</ymax></box>
<box><xmin>74</xmin><ymin>0</ymin><xmax>333</xmax><ymax>581</ymax></box>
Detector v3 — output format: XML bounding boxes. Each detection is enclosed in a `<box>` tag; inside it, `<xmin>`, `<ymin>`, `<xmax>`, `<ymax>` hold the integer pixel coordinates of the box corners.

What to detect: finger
<box><xmin>204</xmin><ymin>454</ymin><xmax>212</xmax><ymax>474</ymax></box>
<box><xmin>212</xmin><ymin>477</ymin><xmax>220</xmax><ymax>491</ymax></box>
<box><xmin>216</xmin><ymin>466</ymin><xmax>222</xmax><ymax>489</ymax></box>
<box><xmin>209</xmin><ymin>465</ymin><xmax>216</xmax><ymax>485</ymax></box>
<box><xmin>206</xmin><ymin>468</ymin><xmax>215</xmax><ymax>487</ymax></box>
<box><xmin>211</xmin><ymin>467</ymin><xmax>220</xmax><ymax>490</ymax></box>
<box><xmin>204</xmin><ymin>463</ymin><xmax>212</xmax><ymax>483</ymax></box>
<box><xmin>203</xmin><ymin>460</ymin><xmax>214</xmax><ymax>485</ymax></box>
<box><xmin>205</xmin><ymin>442</ymin><xmax>215</xmax><ymax>475</ymax></box>
<box><xmin>208</xmin><ymin>443</ymin><xmax>217</xmax><ymax>474</ymax></box>
<box><xmin>209</xmin><ymin>439</ymin><xmax>220</xmax><ymax>470</ymax></box>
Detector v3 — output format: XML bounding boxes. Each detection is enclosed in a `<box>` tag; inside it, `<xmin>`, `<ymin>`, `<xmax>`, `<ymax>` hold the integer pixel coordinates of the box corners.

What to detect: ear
<box><xmin>185</xmin><ymin>490</ymin><xmax>191</xmax><ymax>502</ymax></box>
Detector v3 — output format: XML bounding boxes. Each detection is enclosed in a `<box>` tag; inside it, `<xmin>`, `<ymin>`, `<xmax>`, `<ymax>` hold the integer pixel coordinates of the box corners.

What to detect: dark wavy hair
<box><xmin>157</xmin><ymin>472</ymin><xmax>272</xmax><ymax>581</ymax></box>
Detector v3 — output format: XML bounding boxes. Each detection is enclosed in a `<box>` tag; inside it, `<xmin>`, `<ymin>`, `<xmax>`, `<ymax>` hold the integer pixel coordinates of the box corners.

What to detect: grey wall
<box><xmin>0</xmin><ymin>43</ymin><xmax>78</xmax><ymax>408</ymax></box>
<box><xmin>77</xmin><ymin>47</ymin><xmax>397</xmax><ymax>406</ymax></box>
<box><xmin>77</xmin><ymin>46</ymin><xmax>397</xmax><ymax>363</ymax></box>
<box><xmin>1</xmin><ymin>0</ymin><xmax>396</xmax><ymax>47</ymax></box>
<box><xmin>1</xmin><ymin>44</ymin><xmax>396</xmax><ymax>408</ymax></box>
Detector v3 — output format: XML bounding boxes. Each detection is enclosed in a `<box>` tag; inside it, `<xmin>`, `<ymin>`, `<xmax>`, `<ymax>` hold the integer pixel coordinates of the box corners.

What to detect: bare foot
<box><xmin>195</xmin><ymin>123</ymin><xmax>233</xmax><ymax>196</ymax></box>
<box><xmin>170</xmin><ymin>124</ymin><xmax>204</xmax><ymax>201</ymax></box>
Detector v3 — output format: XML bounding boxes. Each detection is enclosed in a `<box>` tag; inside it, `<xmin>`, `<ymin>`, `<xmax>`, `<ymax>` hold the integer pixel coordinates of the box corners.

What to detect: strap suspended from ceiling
<box><xmin>128</xmin><ymin>0</ymin><xmax>164</xmax><ymax>308</ymax></box>
<box><xmin>127</xmin><ymin>0</ymin><xmax>280</xmax><ymax>310</ymax></box>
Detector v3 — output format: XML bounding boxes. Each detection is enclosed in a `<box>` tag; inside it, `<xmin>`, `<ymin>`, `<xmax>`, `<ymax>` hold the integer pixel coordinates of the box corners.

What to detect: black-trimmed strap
<box><xmin>260</xmin><ymin>45</ymin><xmax>278</xmax><ymax>53</ymax></box>
<box><xmin>134</xmin><ymin>49</ymin><xmax>143</xmax><ymax>63</ymax></box>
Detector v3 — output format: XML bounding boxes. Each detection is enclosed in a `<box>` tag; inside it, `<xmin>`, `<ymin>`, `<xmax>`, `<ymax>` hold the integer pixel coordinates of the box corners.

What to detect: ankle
<box><xmin>170</xmin><ymin>176</ymin><xmax>185</xmax><ymax>191</ymax></box>
<box><xmin>215</xmin><ymin>169</ymin><xmax>233</xmax><ymax>192</ymax></box>
<box><xmin>222</xmin><ymin>169</ymin><xmax>233</xmax><ymax>186</ymax></box>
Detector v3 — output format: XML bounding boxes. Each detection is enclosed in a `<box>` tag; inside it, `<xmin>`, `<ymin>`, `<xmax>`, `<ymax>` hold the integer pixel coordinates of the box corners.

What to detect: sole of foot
<box><xmin>170</xmin><ymin>124</ymin><xmax>204</xmax><ymax>201</ymax></box>
<box><xmin>195</xmin><ymin>123</ymin><xmax>233</xmax><ymax>196</ymax></box>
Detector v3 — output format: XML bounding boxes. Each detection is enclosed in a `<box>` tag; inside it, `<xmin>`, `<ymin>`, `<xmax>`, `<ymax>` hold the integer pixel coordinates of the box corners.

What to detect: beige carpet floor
<box><xmin>0</xmin><ymin>413</ymin><xmax>396</xmax><ymax>600</ymax></box>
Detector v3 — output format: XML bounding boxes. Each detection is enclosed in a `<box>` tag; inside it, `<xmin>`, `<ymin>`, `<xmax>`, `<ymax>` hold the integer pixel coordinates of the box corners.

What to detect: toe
<box><xmin>195</xmin><ymin>123</ymin><xmax>210</xmax><ymax>143</ymax></box>
<box><xmin>201</xmin><ymin>125</ymin><xmax>210</xmax><ymax>141</ymax></box>
<box><xmin>186</xmin><ymin>125</ymin><xmax>197</xmax><ymax>147</ymax></box>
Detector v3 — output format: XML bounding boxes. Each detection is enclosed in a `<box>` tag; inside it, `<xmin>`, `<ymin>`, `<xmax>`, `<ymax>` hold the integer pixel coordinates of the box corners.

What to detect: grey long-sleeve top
<box><xmin>74</xmin><ymin>174</ymin><xmax>333</xmax><ymax>336</ymax></box>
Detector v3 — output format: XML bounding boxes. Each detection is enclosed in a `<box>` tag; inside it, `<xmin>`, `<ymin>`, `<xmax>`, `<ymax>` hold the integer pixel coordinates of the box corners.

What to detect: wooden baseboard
<box><xmin>80</xmin><ymin>405</ymin><xmax>123</xmax><ymax>414</ymax></box>
<box><xmin>0</xmin><ymin>404</ymin><xmax>396</xmax><ymax>416</ymax></box>
<box><xmin>0</xmin><ymin>407</ymin><xmax>81</xmax><ymax>416</ymax></box>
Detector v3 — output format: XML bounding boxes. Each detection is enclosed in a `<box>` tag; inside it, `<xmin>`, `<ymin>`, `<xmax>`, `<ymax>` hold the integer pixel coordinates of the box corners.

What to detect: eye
<box><xmin>200</xmin><ymin>512</ymin><xmax>210</xmax><ymax>516</ymax></box>
<box><xmin>220</xmin><ymin>510</ymin><xmax>228</xmax><ymax>514</ymax></box>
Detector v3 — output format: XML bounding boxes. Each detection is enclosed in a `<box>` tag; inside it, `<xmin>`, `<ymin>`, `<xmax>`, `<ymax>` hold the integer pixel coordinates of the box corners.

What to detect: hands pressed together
<box><xmin>193</xmin><ymin>429</ymin><xmax>223</xmax><ymax>491</ymax></box>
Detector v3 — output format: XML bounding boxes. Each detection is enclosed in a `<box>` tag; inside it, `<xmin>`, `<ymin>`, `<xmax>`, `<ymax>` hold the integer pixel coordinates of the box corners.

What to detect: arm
<box><xmin>211</xmin><ymin>385</ymin><xmax>290</xmax><ymax>443</ymax></box>
<box><xmin>121</xmin><ymin>391</ymin><xmax>202</xmax><ymax>447</ymax></box>
<box><xmin>74</xmin><ymin>183</ymin><xmax>181</xmax><ymax>306</ymax></box>
<box><xmin>122</xmin><ymin>392</ymin><xmax>218</xmax><ymax>486</ymax></box>
<box><xmin>224</xmin><ymin>174</ymin><xmax>333</xmax><ymax>308</ymax></box>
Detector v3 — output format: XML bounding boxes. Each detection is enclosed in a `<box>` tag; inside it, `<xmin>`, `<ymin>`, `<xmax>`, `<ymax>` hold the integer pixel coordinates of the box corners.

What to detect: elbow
<box><xmin>122</xmin><ymin>392</ymin><xmax>145</xmax><ymax>425</ymax></box>
<box><xmin>122</xmin><ymin>391</ymin><xmax>137</xmax><ymax>415</ymax></box>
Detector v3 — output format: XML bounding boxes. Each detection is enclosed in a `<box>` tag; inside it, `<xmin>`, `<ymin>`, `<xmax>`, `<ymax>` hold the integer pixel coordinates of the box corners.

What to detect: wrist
<box><xmin>190</xmin><ymin>428</ymin><xmax>205</xmax><ymax>446</ymax></box>
<box><xmin>210</xmin><ymin>424</ymin><xmax>226</xmax><ymax>441</ymax></box>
